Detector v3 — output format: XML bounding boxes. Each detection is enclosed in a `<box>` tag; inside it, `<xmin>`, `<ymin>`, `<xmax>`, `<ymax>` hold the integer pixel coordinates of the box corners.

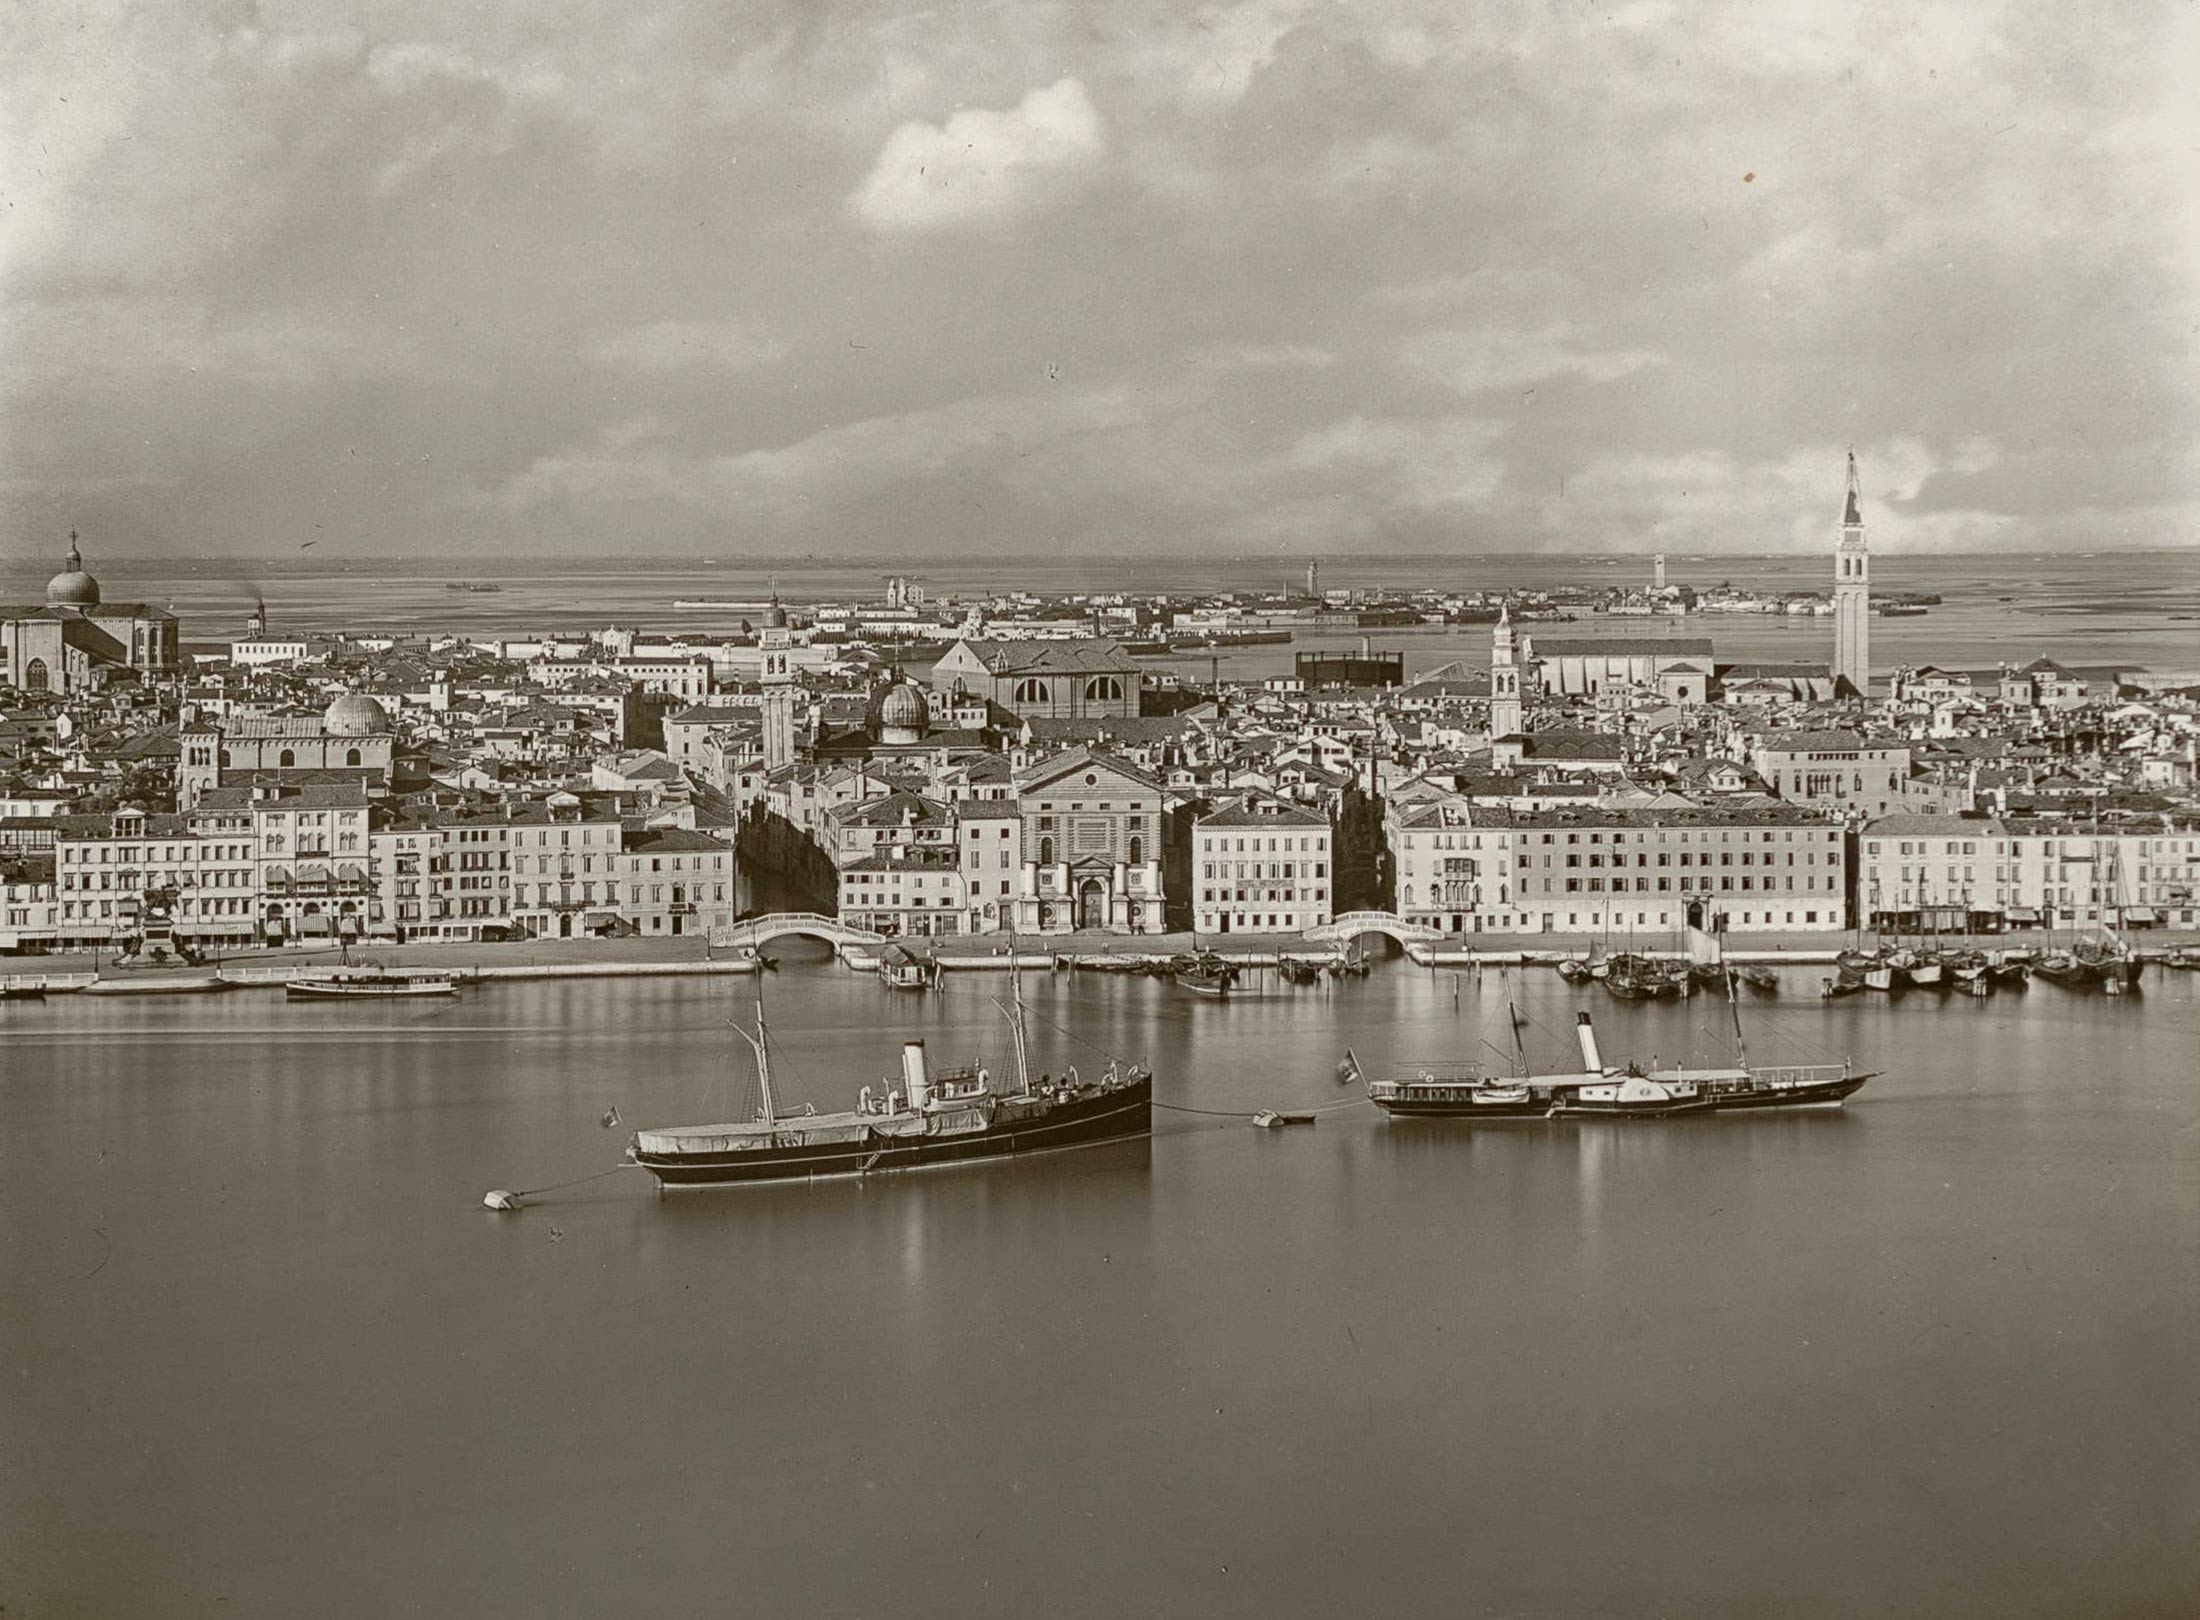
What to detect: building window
<box><xmin>1084</xmin><ymin>675</ymin><xmax>1123</xmax><ymax>703</ymax></box>
<box><xmin>279</xmin><ymin>749</ymin><xmax>296</xmax><ymax>768</ymax></box>
<box><xmin>1012</xmin><ymin>678</ymin><xmax>1051</xmax><ymax>705</ymax></box>
<box><xmin>24</xmin><ymin>658</ymin><xmax>49</xmax><ymax>691</ymax></box>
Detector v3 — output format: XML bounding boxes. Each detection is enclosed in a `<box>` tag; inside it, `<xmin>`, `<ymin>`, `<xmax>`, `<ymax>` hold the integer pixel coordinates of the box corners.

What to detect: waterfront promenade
<box><xmin>9</xmin><ymin>921</ymin><xmax>2195</xmax><ymax>989</ymax></box>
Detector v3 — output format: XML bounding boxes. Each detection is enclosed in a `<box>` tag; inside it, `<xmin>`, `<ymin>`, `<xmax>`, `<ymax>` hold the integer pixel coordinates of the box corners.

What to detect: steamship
<box><xmin>1362</xmin><ymin>978</ymin><xmax>1871</xmax><ymax>1123</ymax></box>
<box><xmin>627</xmin><ymin>961</ymin><xmax>1151</xmax><ymax>1190</ymax></box>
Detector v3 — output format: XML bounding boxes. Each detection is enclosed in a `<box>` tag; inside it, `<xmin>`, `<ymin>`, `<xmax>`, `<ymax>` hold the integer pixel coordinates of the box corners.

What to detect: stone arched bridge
<box><xmin>713</xmin><ymin>912</ymin><xmax>888</xmax><ymax>952</ymax></box>
<box><xmin>1300</xmin><ymin>910</ymin><xmax>1446</xmax><ymax>947</ymax></box>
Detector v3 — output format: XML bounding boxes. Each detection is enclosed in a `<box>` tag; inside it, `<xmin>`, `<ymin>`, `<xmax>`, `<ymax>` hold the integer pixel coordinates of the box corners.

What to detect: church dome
<box><xmin>46</xmin><ymin>533</ymin><xmax>99</xmax><ymax>607</ymax></box>
<box><xmin>323</xmin><ymin>692</ymin><xmax>392</xmax><ymax>737</ymax></box>
<box><xmin>878</xmin><ymin>680</ymin><xmax>929</xmax><ymax>736</ymax></box>
<box><xmin>765</xmin><ymin>599</ymin><xmax>789</xmax><ymax>629</ymax></box>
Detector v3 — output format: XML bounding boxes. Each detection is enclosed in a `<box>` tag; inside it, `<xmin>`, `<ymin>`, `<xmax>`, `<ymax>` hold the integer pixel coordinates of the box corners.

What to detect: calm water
<box><xmin>6</xmin><ymin>552</ymin><xmax>2197</xmax><ymax>678</ymax></box>
<box><xmin>4</xmin><ymin>962</ymin><xmax>2196</xmax><ymax>1617</ymax></box>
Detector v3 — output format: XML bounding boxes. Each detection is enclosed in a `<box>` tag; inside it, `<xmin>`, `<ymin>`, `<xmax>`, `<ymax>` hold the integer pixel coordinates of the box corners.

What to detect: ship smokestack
<box><xmin>901</xmin><ymin>1040</ymin><xmax>932</xmax><ymax>1109</ymax></box>
<box><xmin>1575</xmin><ymin>1012</ymin><xmax>1604</xmax><ymax>1073</ymax></box>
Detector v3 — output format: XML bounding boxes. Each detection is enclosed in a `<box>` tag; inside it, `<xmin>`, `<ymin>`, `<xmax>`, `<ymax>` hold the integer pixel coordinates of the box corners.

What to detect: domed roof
<box><xmin>765</xmin><ymin>599</ymin><xmax>789</xmax><ymax>629</ymax></box>
<box><xmin>323</xmin><ymin>692</ymin><xmax>392</xmax><ymax>737</ymax></box>
<box><xmin>879</xmin><ymin>680</ymin><xmax>929</xmax><ymax>734</ymax></box>
<box><xmin>47</xmin><ymin>532</ymin><xmax>99</xmax><ymax>608</ymax></box>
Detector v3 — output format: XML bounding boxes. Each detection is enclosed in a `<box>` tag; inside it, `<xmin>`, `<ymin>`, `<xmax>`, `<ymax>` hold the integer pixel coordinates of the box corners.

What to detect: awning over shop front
<box><xmin>337</xmin><ymin>863</ymin><xmax>366</xmax><ymax>883</ymax></box>
<box><xmin>2122</xmin><ymin>907</ymin><xmax>2158</xmax><ymax>924</ymax></box>
<box><xmin>302</xmin><ymin>914</ymin><xmax>332</xmax><ymax>936</ymax></box>
<box><xmin>2006</xmin><ymin>907</ymin><xmax>2041</xmax><ymax>923</ymax></box>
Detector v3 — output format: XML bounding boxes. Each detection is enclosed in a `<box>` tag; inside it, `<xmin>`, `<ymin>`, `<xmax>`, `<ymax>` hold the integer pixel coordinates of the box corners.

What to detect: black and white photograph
<box><xmin>3</xmin><ymin>2</ymin><xmax>2196</xmax><ymax>1615</ymax></box>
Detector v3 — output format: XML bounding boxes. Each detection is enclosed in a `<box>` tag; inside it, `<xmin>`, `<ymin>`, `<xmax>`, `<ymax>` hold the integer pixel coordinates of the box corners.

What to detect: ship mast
<box><xmin>1721</xmin><ymin>934</ymin><xmax>1749</xmax><ymax>1070</ymax></box>
<box><xmin>1006</xmin><ymin>937</ymin><xmax>1033</xmax><ymax>1094</ymax></box>
<box><xmin>1505</xmin><ymin>974</ymin><xmax>1529</xmax><ymax>1077</ymax></box>
<box><xmin>730</xmin><ymin>980</ymin><xmax>778</xmax><ymax>1124</ymax></box>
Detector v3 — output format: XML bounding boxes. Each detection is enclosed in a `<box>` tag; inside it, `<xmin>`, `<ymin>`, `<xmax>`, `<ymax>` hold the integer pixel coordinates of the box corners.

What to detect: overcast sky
<box><xmin>5</xmin><ymin>1</ymin><xmax>2196</xmax><ymax>563</ymax></box>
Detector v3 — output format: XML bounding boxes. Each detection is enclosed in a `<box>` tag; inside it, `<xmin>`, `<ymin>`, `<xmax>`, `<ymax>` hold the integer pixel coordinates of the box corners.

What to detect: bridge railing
<box><xmin>1305</xmin><ymin>911</ymin><xmax>1444</xmax><ymax>942</ymax></box>
<box><xmin>713</xmin><ymin>912</ymin><xmax>889</xmax><ymax>945</ymax></box>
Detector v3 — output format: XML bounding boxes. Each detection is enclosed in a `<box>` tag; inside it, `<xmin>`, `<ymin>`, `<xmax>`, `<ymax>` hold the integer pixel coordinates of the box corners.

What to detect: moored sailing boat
<box><xmin>628</xmin><ymin>960</ymin><xmax>1151</xmax><ymax>1190</ymax></box>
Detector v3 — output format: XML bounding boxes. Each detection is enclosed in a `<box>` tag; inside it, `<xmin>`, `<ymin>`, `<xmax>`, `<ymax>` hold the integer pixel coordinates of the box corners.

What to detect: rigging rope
<box><xmin>513</xmin><ymin>1163</ymin><xmax>634</xmax><ymax>1199</ymax></box>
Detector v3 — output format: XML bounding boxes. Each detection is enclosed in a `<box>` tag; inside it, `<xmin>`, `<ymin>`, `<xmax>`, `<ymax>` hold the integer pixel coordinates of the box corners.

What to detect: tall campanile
<box><xmin>1832</xmin><ymin>450</ymin><xmax>1869</xmax><ymax>695</ymax></box>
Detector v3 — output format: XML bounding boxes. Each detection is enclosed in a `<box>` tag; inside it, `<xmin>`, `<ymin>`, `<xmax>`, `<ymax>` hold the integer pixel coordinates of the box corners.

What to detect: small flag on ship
<box><xmin>1335</xmin><ymin>1049</ymin><xmax>1361</xmax><ymax>1088</ymax></box>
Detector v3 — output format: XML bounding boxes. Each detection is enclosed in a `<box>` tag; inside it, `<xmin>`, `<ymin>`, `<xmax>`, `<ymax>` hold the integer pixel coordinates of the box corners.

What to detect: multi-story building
<box><xmin>1388</xmin><ymin>795</ymin><xmax>1516</xmax><ymax>934</ymax></box>
<box><xmin>1508</xmin><ymin>804</ymin><xmax>1848</xmax><ymax>935</ymax></box>
<box><xmin>829</xmin><ymin>790</ymin><xmax>964</xmax><ymax>937</ymax></box>
<box><xmin>955</xmin><ymin>802</ymin><xmax>1023</xmax><ymax>935</ymax></box>
<box><xmin>611</xmin><ymin>656</ymin><xmax>714</xmax><ymax>702</ymax></box>
<box><xmin>227</xmin><ymin>784</ymin><xmax>376</xmax><ymax>945</ymax></box>
<box><xmin>1998</xmin><ymin>658</ymin><xmax>2089</xmax><ymax>709</ymax></box>
<box><xmin>497</xmin><ymin>797</ymin><xmax>628</xmax><ymax>941</ymax></box>
<box><xmin>1193</xmin><ymin>796</ymin><xmax>1332</xmax><ymax>935</ymax></box>
<box><xmin>838</xmin><ymin>846</ymin><xmax>965</xmax><ymax>937</ymax></box>
<box><xmin>1860</xmin><ymin>813</ymin><xmax>2200</xmax><ymax>930</ymax></box>
<box><xmin>52</xmin><ymin>799</ymin><xmax>276</xmax><ymax>948</ymax></box>
<box><xmin>1751</xmin><ymin>730</ymin><xmax>1913</xmax><ymax>818</ymax></box>
<box><xmin>1</xmin><ymin>852</ymin><xmax>60</xmax><ymax>953</ymax></box>
<box><xmin>616</xmin><ymin>827</ymin><xmax>738</xmax><ymax>938</ymax></box>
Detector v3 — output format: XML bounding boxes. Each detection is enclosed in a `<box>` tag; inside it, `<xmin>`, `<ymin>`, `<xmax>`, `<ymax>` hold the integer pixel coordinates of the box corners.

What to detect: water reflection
<box><xmin>3</xmin><ymin>965</ymin><xmax>2194</xmax><ymax>1620</ymax></box>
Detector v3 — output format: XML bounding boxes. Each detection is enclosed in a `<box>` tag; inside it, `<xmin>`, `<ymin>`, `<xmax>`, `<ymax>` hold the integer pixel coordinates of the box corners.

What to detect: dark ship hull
<box><xmin>1561</xmin><ymin>1071</ymin><xmax>1869</xmax><ymax>1119</ymax></box>
<box><xmin>1373</xmin><ymin>1071</ymin><xmax>1868</xmax><ymax>1122</ymax></box>
<box><xmin>631</xmin><ymin>1077</ymin><xmax>1151</xmax><ymax>1189</ymax></box>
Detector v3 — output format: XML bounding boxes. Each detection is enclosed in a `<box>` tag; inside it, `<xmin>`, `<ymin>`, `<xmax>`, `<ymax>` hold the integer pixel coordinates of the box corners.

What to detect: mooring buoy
<box><xmin>483</xmin><ymin>1189</ymin><xmax>522</xmax><ymax>1212</ymax></box>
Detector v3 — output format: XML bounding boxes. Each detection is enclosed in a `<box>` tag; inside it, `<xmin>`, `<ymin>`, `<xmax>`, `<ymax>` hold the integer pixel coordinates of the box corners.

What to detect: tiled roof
<box><xmin>1528</xmin><ymin>636</ymin><xmax>1716</xmax><ymax>658</ymax></box>
<box><xmin>944</xmin><ymin>638</ymin><xmax>1134</xmax><ymax>675</ymax></box>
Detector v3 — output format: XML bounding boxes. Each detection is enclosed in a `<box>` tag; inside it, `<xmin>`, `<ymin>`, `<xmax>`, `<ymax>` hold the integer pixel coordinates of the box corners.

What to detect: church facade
<box><xmin>1</xmin><ymin>536</ymin><xmax>179</xmax><ymax>695</ymax></box>
<box><xmin>1010</xmin><ymin>749</ymin><xmax>1167</xmax><ymax>934</ymax></box>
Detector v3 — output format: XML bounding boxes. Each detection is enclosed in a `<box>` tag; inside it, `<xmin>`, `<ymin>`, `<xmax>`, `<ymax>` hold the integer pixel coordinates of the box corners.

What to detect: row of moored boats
<box><xmin>1821</xmin><ymin>939</ymin><xmax>2151</xmax><ymax>998</ymax></box>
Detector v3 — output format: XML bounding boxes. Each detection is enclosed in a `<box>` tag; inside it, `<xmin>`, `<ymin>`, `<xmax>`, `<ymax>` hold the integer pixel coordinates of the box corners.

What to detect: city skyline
<box><xmin>6</xmin><ymin>2</ymin><xmax>2197</xmax><ymax>563</ymax></box>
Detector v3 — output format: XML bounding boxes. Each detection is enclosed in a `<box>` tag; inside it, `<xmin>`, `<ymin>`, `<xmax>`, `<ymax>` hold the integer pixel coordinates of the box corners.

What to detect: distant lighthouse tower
<box><xmin>1832</xmin><ymin>450</ymin><xmax>1870</xmax><ymax>695</ymax></box>
<box><xmin>1305</xmin><ymin>560</ymin><xmax>1320</xmax><ymax>600</ymax></box>
<box><xmin>1653</xmin><ymin>553</ymin><xmax>1666</xmax><ymax>591</ymax></box>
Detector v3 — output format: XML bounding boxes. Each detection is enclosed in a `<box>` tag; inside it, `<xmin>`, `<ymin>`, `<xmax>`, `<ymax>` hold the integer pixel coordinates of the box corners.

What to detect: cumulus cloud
<box><xmin>1539</xmin><ymin>439</ymin><xmax>2028</xmax><ymax>552</ymax></box>
<box><xmin>2</xmin><ymin>1</ymin><xmax>2193</xmax><ymax>557</ymax></box>
<box><xmin>849</xmin><ymin>77</ymin><xmax>1107</xmax><ymax>232</ymax></box>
